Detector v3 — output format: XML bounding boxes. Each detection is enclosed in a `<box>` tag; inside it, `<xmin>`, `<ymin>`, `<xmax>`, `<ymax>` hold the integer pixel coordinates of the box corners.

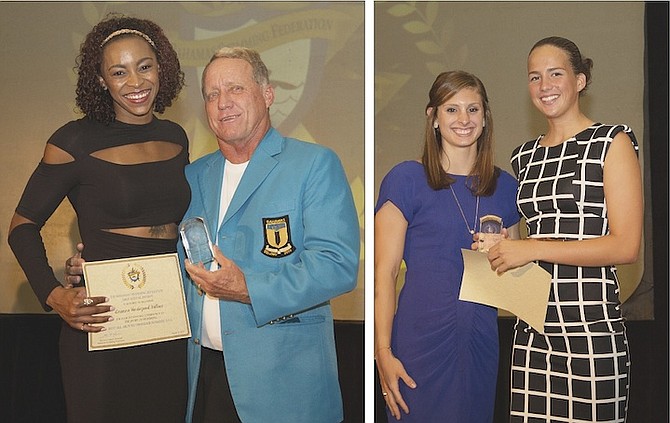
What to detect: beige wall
<box><xmin>0</xmin><ymin>1</ymin><xmax>651</xmax><ymax>320</ymax></box>
<box><xmin>374</xmin><ymin>2</ymin><xmax>649</xmax><ymax>317</ymax></box>
<box><xmin>0</xmin><ymin>2</ymin><xmax>364</xmax><ymax>319</ymax></box>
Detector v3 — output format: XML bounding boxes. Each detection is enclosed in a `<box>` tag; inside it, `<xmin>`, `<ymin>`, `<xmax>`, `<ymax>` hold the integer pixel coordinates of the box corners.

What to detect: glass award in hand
<box><xmin>179</xmin><ymin>217</ymin><xmax>215</xmax><ymax>265</ymax></box>
<box><xmin>478</xmin><ymin>214</ymin><xmax>503</xmax><ymax>253</ymax></box>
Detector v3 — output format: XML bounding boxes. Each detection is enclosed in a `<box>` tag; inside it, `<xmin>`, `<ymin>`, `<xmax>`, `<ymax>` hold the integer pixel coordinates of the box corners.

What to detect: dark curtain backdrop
<box><xmin>0</xmin><ymin>317</ymin><xmax>363</xmax><ymax>423</ymax></box>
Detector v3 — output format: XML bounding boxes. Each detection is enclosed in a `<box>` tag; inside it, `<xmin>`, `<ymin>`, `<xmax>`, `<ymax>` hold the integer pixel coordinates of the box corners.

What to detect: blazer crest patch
<box><xmin>262</xmin><ymin>215</ymin><xmax>295</xmax><ymax>258</ymax></box>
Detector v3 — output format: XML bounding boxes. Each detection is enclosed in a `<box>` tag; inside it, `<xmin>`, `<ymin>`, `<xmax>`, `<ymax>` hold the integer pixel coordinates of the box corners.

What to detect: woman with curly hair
<box><xmin>8</xmin><ymin>15</ymin><xmax>189</xmax><ymax>422</ymax></box>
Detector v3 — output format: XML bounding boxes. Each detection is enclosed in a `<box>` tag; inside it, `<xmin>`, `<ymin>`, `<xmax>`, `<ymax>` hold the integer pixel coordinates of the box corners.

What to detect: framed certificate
<box><xmin>83</xmin><ymin>253</ymin><xmax>191</xmax><ymax>351</ymax></box>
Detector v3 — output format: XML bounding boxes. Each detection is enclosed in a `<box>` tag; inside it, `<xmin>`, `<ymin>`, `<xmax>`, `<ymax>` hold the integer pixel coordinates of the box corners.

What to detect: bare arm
<box><xmin>374</xmin><ymin>201</ymin><xmax>416</xmax><ymax>419</ymax></box>
<box><xmin>489</xmin><ymin>132</ymin><xmax>642</xmax><ymax>272</ymax></box>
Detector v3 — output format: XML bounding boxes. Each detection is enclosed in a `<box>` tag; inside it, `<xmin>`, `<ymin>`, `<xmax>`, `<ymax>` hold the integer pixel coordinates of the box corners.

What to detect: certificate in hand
<box><xmin>459</xmin><ymin>248</ymin><xmax>551</xmax><ymax>333</ymax></box>
<box><xmin>83</xmin><ymin>253</ymin><xmax>191</xmax><ymax>351</ymax></box>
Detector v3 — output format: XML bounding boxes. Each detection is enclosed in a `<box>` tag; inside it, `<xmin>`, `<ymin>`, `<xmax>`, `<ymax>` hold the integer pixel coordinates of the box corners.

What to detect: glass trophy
<box><xmin>478</xmin><ymin>214</ymin><xmax>503</xmax><ymax>253</ymax></box>
<box><xmin>179</xmin><ymin>217</ymin><xmax>215</xmax><ymax>265</ymax></box>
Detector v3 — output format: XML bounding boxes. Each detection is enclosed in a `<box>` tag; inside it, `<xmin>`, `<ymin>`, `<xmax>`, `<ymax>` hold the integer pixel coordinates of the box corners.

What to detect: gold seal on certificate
<box><xmin>82</xmin><ymin>253</ymin><xmax>191</xmax><ymax>351</ymax></box>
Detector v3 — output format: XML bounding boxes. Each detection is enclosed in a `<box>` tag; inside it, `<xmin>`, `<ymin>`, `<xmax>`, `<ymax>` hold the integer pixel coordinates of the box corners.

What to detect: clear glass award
<box><xmin>478</xmin><ymin>214</ymin><xmax>503</xmax><ymax>253</ymax></box>
<box><xmin>179</xmin><ymin>217</ymin><xmax>215</xmax><ymax>265</ymax></box>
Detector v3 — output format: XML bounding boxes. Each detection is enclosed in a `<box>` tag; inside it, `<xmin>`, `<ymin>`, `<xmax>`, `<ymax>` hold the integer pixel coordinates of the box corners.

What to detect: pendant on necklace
<box><xmin>450</xmin><ymin>187</ymin><xmax>479</xmax><ymax>235</ymax></box>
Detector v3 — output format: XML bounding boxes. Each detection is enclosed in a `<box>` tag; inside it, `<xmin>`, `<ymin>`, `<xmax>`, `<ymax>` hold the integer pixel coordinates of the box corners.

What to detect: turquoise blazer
<box><xmin>179</xmin><ymin>128</ymin><xmax>360</xmax><ymax>423</ymax></box>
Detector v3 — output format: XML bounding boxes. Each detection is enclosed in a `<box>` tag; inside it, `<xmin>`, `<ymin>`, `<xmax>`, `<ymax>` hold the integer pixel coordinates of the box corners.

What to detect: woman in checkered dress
<box><xmin>486</xmin><ymin>37</ymin><xmax>643</xmax><ymax>422</ymax></box>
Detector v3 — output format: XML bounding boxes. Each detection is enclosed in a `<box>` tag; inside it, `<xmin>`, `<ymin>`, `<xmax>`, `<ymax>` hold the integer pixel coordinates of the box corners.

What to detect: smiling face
<box><xmin>98</xmin><ymin>36</ymin><xmax>159</xmax><ymax>125</ymax></box>
<box><xmin>527</xmin><ymin>44</ymin><xmax>586</xmax><ymax>121</ymax></box>
<box><xmin>202</xmin><ymin>57</ymin><xmax>274</xmax><ymax>152</ymax></box>
<box><xmin>429</xmin><ymin>87</ymin><xmax>484</xmax><ymax>152</ymax></box>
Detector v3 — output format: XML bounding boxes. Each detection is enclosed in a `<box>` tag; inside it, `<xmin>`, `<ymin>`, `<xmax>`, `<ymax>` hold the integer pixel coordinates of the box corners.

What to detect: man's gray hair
<box><xmin>201</xmin><ymin>46</ymin><xmax>270</xmax><ymax>98</ymax></box>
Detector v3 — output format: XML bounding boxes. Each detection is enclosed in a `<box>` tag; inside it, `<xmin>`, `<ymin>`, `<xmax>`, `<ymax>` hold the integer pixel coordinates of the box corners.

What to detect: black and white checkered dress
<box><xmin>509</xmin><ymin>124</ymin><xmax>638</xmax><ymax>422</ymax></box>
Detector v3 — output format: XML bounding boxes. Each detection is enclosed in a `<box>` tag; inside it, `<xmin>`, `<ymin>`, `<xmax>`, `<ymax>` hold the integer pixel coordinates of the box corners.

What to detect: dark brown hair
<box><xmin>75</xmin><ymin>14</ymin><xmax>185</xmax><ymax>124</ymax></box>
<box><xmin>530</xmin><ymin>36</ymin><xmax>593</xmax><ymax>95</ymax></box>
<box><xmin>422</xmin><ymin>70</ymin><xmax>498</xmax><ymax>196</ymax></box>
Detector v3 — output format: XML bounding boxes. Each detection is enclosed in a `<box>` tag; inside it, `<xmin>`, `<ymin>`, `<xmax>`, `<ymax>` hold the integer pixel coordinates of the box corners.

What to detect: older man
<box><xmin>181</xmin><ymin>47</ymin><xmax>359</xmax><ymax>423</ymax></box>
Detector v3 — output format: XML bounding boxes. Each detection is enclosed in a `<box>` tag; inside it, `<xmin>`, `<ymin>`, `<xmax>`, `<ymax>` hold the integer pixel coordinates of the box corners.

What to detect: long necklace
<box><xmin>450</xmin><ymin>185</ymin><xmax>479</xmax><ymax>235</ymax></box>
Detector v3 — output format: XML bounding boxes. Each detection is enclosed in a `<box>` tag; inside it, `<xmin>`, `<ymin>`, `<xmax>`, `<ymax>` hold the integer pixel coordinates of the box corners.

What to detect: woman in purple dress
<box><xmin>374</xmin><ymin>71</ymin><xmax>520</xmax><ymax>422</ymax></box>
